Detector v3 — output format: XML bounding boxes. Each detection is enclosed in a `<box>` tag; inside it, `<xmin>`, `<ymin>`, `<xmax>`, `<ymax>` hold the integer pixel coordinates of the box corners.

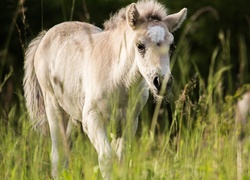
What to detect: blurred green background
<box><xmin>0</xmin><ymin>0</ymin><xmax>249</xmax><ymax>118</ymax></box>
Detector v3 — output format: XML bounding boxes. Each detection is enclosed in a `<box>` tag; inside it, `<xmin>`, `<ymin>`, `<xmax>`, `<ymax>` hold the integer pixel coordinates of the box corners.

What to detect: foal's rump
<box><xmin>24</xmin><ymin>22</ymin><xmax>103</xmax><ymax>129</ymax></box>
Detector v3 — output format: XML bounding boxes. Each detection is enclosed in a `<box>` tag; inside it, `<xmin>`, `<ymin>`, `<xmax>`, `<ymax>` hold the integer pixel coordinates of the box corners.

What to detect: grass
<box><xmin>1</xmin><ymin>1</ymin><xmax>250</xmax><ymax>179</ymax></box>
<box><xmin>1</xmin><ymin>85</ymin><xmax>250</xmax><ymax>179</ymax></box>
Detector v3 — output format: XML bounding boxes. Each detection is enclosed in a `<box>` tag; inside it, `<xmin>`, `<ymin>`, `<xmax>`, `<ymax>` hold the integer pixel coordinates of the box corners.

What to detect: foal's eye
<box><xmin>156</xmin><ymin>42</ymin><xmax>161</xmax><ymax>47</ymax></box>
<box><xmin>137</xmin><ymin>43</ymin><xmax>145</xmax><ymax>52</ymax></box>
<box><xmin>170</xmin><ymin>42</ymin><xmax>176</xmax><ymax>55</ymax></box>
<box><xmin>136</xmin><ymin>43</ymin><xmax>146</xmax><ymax>57</ymax></box>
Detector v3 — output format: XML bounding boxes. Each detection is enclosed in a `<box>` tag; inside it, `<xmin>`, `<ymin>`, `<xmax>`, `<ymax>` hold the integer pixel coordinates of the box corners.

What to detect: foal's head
<box><xmin>126</xmin><ymin>2</ymin><xmax>187</xmax><ymax>98</ymax></box>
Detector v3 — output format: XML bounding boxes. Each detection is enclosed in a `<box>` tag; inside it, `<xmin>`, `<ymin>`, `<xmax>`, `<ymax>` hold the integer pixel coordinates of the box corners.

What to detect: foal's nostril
<box><xmin>153</xmin><ymin>76</ymin><xmax>161</xmax><ymax>92</ymax></box>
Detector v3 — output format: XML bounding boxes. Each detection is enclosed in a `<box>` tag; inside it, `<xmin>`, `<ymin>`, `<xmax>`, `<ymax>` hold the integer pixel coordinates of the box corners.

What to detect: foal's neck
<box><xmin>109</xmin><ymin>28</ymin><xmax>142</xmax><ymax>90</ymax></box>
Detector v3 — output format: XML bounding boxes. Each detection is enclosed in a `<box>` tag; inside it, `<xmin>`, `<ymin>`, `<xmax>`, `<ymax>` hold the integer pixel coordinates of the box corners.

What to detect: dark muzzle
<box><xmin>153</xmin><ymin>75</ymin><xmax>174</xmax><ymax>94</ymax></box>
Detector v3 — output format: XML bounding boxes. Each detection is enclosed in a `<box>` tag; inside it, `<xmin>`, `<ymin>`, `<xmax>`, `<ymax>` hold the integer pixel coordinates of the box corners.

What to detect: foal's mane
<box><xmin>103</xmin><ymin>0</ymin><xmax>168</xmax><ymax>31</ymax></box>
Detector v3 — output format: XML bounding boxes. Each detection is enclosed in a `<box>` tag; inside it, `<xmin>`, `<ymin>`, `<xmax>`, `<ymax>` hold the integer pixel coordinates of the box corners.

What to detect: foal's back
<box><xmin>34</xmin><ymin>22</ymin><xmax>103</xmax><ymax>120</ymax></box>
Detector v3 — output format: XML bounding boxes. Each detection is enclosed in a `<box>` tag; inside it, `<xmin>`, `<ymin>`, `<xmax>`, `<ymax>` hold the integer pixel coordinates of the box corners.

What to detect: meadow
<box><xmin>1</xmin><ymin>0</ymin><xmax>250</xmax><ymax>179</ymax></box>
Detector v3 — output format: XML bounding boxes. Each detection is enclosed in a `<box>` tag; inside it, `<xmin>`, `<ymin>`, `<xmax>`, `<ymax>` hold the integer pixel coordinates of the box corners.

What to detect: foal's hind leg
<box><xmin>44</xmin><ymin>94</ymin><xmax>70</xmax><ymax>178</ymax></box>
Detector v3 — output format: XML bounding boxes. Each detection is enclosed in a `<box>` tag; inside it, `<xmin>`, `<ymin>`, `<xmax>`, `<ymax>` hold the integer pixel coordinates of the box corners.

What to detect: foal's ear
<box><xmin>126</xmin><ymin>3</ymin><xmax>140</xmax><ymax>29</ymax></box>
<box><xmin>164</xmin><ymin>8</ymin><xmax>187</xmax><ymax>32</ymax></box>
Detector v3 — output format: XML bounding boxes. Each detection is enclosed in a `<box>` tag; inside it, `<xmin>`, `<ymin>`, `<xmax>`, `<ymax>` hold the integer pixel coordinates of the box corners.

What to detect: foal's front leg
<box><xmin>111</xmin><ymin>117</ymin><xmax>138</xmax><ymax>162</ymax></box>
<box><xmin>82</xmin><ymin>109</ymin><xmax>114</xmax><ymax>180</ymax></box>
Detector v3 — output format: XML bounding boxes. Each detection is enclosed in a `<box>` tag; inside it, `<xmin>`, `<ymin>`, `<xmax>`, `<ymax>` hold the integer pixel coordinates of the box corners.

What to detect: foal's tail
<box><xmin>23</xmin><ymin>31</ymin><xmax>47</xmax><ymax>133</ymax></box>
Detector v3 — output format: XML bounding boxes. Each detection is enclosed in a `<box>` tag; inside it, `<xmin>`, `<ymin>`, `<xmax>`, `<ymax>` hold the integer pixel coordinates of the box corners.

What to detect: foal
<box><xmin>23</xmin><ymin>0</ymin><xmax>187</xmax><ymax>179</ymax></box>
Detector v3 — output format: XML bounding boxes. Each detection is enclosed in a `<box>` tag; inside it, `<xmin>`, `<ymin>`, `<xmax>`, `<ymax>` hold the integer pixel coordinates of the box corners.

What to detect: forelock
<box><xmin>103</xmin><ymin>0</ymin><xmax>168</xmax><ymax>31</ymax></box>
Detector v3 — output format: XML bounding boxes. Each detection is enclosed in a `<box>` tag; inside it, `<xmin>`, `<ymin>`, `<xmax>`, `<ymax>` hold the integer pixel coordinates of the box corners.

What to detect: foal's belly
<box><xmin>52</xmin><ymin>83</ymin><xmax>84</xmax><ymax>121</ymax></box>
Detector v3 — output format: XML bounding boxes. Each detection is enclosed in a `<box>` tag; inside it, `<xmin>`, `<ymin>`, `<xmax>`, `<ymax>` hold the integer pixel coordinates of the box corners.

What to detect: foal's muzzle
<box><xmin>153</xmin><ymin>74</ymin><xmax>174</xmax><ymax>95</ymax></box>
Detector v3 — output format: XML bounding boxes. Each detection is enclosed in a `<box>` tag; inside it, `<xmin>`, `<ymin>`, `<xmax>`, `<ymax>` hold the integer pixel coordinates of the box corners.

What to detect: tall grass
<box><xmin>0</xmin><ymin>1</ymin><xmax>250</xmax><ymax>180</ymax></box>
<box><xmin>1</xmin><ymin>82</ymin><xmax>250</xmax><ymax>179</ymax></box>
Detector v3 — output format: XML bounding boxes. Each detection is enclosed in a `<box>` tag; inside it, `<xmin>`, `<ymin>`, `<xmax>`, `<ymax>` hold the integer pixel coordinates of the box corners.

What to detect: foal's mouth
<box><xmin>151</xmin><ymin>74</ymin><xmax>174</xmax><ymax>97</ymax></box>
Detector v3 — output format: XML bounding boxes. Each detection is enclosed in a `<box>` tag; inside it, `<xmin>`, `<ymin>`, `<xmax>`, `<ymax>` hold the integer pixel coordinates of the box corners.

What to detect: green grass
<box><xmin>0</xmin><ymin>86</ymin><xmax>250</xmax><ymax>179</ymax></box>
